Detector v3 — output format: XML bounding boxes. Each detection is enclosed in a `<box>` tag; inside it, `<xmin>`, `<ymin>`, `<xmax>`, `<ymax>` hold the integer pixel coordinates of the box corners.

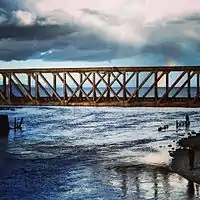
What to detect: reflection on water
<box><xmin>107</xmin><ymin>164</ymin><xmax>200</xmax><ymax>200</ymax></box>
<box><xmin>187</xmin><ymin>181</ymin><xmax>195</xmax><ymax>198</ymax></box>
<box><xmin>0</xmin><ymin>137</ymin><xmax>8</xmax><ymax>173</ymax></box>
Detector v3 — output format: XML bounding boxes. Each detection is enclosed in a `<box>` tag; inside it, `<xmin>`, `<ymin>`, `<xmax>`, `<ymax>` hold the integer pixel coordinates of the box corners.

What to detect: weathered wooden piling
<box><xmin>0</xmin><ymin>115</ymin><xmax>9</xmax><ymax>137</ymax></box>
<box><xmin>13</xmin><ymin>117</ymin><xmax>23</xmax><ymax>131</ymax></box>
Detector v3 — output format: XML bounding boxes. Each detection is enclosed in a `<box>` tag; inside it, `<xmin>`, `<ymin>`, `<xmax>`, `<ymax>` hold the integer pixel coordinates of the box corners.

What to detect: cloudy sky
<box><xmin>0</xmin><ymin>0</ymin><xmax>200</xmax><ymax>68</ymax></box>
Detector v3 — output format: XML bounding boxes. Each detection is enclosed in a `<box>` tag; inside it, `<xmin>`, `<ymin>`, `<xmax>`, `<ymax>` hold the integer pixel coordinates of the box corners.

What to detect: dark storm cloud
<box><xmin>0</xmin><ymin>24</ymin><xmax>80</xmax><ymax>40</ymax></box>
<box><xmin>0</xmin><ymin>0</ymin><xmax>22</xmax><ymax>11</ymax></box>
<box><xmin>38</xmin><ymin>44</ymin><xmax>137</xmax><ymax>62</ymax></box>
<box><xmin>0</xmin><ymin>28</ymin><xmax>137</xmax><ymax>61</ymax></box>
<box><xmin>0</xmin><ymin>1</ymin><xmax>200</xmax><ymax>64</ymax></box>
<box><xmin>166</xmin><ymin>13</ymin><xmax>200</xmax><ymax>25</ymax></box>
<box><xmin>0</xmin><ymin>4</ymin><xmax>138</xmax><ymax>61</ymax></box>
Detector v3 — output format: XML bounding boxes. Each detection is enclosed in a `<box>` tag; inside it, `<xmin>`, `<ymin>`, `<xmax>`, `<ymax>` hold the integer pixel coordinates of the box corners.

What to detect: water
<box><xmin>0</xmin><ymin>106</ymin><xmax>200</xmax><ymax>199</ymax></box>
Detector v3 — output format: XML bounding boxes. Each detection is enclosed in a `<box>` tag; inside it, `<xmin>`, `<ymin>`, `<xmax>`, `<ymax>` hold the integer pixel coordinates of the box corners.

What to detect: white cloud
<box><xmin>27</xmin><ymin>0</ymin><xmax>200</xmax><ymax>45</ymax></box>
<box><xmin>33</xmin><ymin>0</ymin><xmax>200</xmax><ymax>23</ymax></box>
<box><xmin>144</xmin><ymin>0</ymin><xmax>200</xmax><ymax>23</ymax></box>
<box><xmin>13</xmin><ymin>10</ymin><xmax>36</xmax><ymax>25</ymax></box>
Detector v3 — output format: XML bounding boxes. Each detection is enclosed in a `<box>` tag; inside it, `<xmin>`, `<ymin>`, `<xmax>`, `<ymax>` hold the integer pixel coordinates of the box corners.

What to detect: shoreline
<box><xmin>170</xmin><ymin>134</ymin><xmax>200</xmax><ymax>184</ymax></box>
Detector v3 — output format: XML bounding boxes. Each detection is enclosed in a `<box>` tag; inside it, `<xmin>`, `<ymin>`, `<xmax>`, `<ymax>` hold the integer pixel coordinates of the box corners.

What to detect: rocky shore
<box><xmin>170</xmin><ymin>134</ymin><xmax>200</xmax><ymax>184</ymax></box>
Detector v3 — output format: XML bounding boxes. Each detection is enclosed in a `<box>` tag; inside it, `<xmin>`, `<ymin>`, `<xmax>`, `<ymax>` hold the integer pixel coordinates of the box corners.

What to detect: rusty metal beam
<box><xmin>188</xmin><ymin>72</ymin><xmax>191</xmax><ymax>98</ymax></box>
<box><xmin>2</xmin><ymin>74</ymin><xmax>6</xmax><ymax>97</ymax></box>
<box><xmin>155</xmin><ymin>72</ymin><xmax>158</xmax><ymax>99</ymax></box>
<box><xmin>63</xmin><ymin>73</ymin><xmax>67</xmax><ymax>100</ymax></box>
<box><xmin>96</xmin><ymin>72</ymin><xmax>121</xmax><ymax>102</ymax></box>
<box><xmin>192</xmin><ymin>73</ymin><xmax>200</xmax><ymax>103</ymax></box>
<box><xmin>136</xmin><ymin>72</ymin><xmax>139</xmax><ymax>99</ymax></box>
<box><xmin>123</xmin><ymin>72</ymin><xmax>126</xmax><ymax>100</ymax></box>
<box><xmin>142</xmin><ymin>72</ymin><xmax>165</xmax><ymax>98</ymax></box>
<box><xmin>197</xmin><ymin>73</ymin><xmax>200</xmax><ymax>98</ymax></box>
<box><xmin>12</xmin><ymin>73</ymin><xmax>33</xmax><ymax>101</ymax></box>
<box><xmin>127</xmin><ymin>72</ymin><xmax>154</xmax><ymax>102</ymax></box>
<box><xmin>1</xmin><ymin>66</ymin><xmax>200</xmax><ymax>74</ymax></box>
<box><xmin>115</xmin><ymin>72</ymin><xmax>133</xmax><ymax>97</ymax></box>
<box><xmin>107</xmin><ymin>73</ymin><xmax>111</xmax><ymax>98</ymax></box>
<box><xmin>158</xmin><ymin>71</ymin><xmax>187</xmax><ymax>103</ymax></box>
<box><xmin>53</xmin><ymin>73</ymin><xmax>57</xmax><ymax>98</ymax></box>
<box><xmin>86</xmin><ymin>73</ymin><xmax>106</xmax><ymax>97</ymax></box>
<box><xmin>35</xmin><ymin>73</ymin><xmax>39</xmax><ymax>101</ymax></box>
<box><xmin>0</xmin><ymin>89</ymin><xmax>6</xmax><ymax>100</ymax></box>
<box><xmin>166</xmin><ymin>72</ymin><xmax>169</xmax><ymax>99</ymax></box>
<box><xmin>79</xmin><ymin>73</ymin><xmax>83</xmax><ymax>98</ymax></box>
<box><xmin>56</xmin><ymin>73</ymin><xmax>74</xmax><ymax>97</ymax></box>
<box><xmin>66</xmin><ymin>72</ymin><xmax>92</xmax><ymax>103</ymax></box>
<box><xmin>172</xmin><ymin>72</ymin><xmax>195</xmax><ymax>98</ymax></box>
<box><xmin>39</xmin><ymin>73</ymin><xmax>62</xmax><ymax>102</ymax></box>
<box><xmin>8</xmin><ymin>74</ymin><xmax>12</xmax><ymax>101</ymax></box>
<box><xmin>92</xmin><ymin>72</ymin><xmax>96</xmax><ymax>101</ymax></box>
<box><xmin>31</xmin><ymin>74</ymin><xmax>51</xmax><ymax>98</ymax></box>
<box><xmin>28</xmin><ymin>74</ymin><xmax>31</xmax><ymax>94</ymax></box>
<box><xmin>0</xmin><ymin>75</ymin><xmax>6</xmax><ymax>100</ymax></box>
<box><xmin>6</xmin><ymin>74</ymin><xmax>26</xmax><ymax>98</ymax></box>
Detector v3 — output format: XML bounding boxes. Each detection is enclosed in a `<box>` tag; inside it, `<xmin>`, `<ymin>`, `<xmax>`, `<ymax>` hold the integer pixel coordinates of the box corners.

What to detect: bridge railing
<box><xmin>0</xmin><ymin>66</ymin><xmax>199</xmax><ymax>107</ymax></box>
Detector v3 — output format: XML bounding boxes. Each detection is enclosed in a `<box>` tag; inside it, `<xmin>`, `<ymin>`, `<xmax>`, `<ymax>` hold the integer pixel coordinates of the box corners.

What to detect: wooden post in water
<box><xmin>14</xmin><ymin>117</ymin><xmax>23</xmax><ymax>132</ymax></box>
<box><xmin>0</xmin><ymin>115</ymin><xmax>9</xmax><ymax>137</ymax></box>
<box><xmin>19</xmin><ymin>117</ymin><xmax>23</xmax><ymax>130</ymax></box>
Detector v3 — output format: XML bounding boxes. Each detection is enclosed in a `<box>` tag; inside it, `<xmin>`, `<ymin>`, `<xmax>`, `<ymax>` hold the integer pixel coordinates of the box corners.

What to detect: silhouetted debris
<box><xmin>12</xmin><ymin>117</ymin><xmax>24</xmax><ymax>132</ymax></box>
<box><xmin>176</xmin><ymin>115</ymin><xmax>190</xmax><ymax>132</ymax></box>
<box><xmin>191</xmin><ymin>131</ymin><xmax>196</xmax><ymax>135</ymax></box>
<box><xmin>158</xmin><ymin>124</ymin><xmax>169</xmax><ymax>132</ymax></box>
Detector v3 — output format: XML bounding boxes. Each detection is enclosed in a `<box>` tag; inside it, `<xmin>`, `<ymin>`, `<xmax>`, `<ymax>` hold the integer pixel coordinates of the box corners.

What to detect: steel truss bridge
<box><xmin>0</xmin><ymin>66</ymin><xmax>200</xmax><ymax>107</ymax></box>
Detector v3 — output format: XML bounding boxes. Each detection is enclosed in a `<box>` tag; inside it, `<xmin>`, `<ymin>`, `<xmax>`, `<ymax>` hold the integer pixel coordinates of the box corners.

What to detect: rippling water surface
<box><xmin>0</xmin><ymin>106</ymin><xmax>200</xmax><ymax>200</ymax></box>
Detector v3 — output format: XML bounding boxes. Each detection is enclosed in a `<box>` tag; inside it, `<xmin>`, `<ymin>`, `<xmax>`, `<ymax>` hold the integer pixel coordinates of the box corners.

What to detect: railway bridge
<box><xmin>0</xmin><ymin>66</ymin><xmax>200</xmax><ymax>107</ymax></box>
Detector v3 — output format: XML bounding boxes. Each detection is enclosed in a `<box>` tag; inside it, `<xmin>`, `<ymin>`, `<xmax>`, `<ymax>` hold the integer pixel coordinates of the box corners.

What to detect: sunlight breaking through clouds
<box><xmin>0</xmin><ymin>0</ymin><xmax>200</xmax><ymax>66</ymax></box>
